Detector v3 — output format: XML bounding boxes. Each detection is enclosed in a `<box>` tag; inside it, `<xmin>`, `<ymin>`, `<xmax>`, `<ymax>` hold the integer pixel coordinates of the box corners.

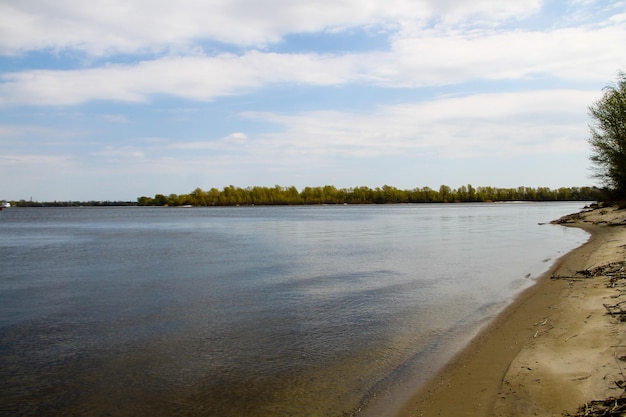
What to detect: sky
<box><xmin>1</xmin><ymin>0</ymin><xmax>625</xmax><ymax>201</ymax></box>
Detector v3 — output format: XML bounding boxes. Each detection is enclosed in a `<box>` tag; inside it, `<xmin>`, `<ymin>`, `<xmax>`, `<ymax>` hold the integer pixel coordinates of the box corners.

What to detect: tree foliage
<box><xmin>589</xmin><ymin>71</ymin><xmax>626</xmax><ymax>198</ymax></box>
<box><xmin>135</xmin><ymin>184</ymin><xmax>602</xmax><ymax>206</ymax></box>
<box><xmin>7</xmin><ymin>185</ymin><xmax>601</xmax><ymax>208</ymax></box>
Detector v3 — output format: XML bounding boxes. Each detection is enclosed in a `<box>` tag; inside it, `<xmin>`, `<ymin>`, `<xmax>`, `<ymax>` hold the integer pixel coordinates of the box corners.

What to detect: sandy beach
<box><xmin>396</xmin><ymin>204</ymin><xmax>626</xmax><ymax>417</ymax></box>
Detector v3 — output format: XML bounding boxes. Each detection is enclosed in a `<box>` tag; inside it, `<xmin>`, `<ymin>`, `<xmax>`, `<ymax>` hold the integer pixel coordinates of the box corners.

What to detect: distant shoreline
<box><xmin>5</xmin><ymin>198</ymin><xmax>601</xmax><ymax>209</ymax></box>
<box><xmin>3</xmin><ymin>184</ymin><xmax>602</xmax><ymax>207</ymax></box>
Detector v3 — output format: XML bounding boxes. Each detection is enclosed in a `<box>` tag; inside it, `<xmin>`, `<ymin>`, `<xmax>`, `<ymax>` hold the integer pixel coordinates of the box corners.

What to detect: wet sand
<box><xmin>395</xmin><ymin>204</ymin><xmax>626</xmax><ymax>417</ymax></box>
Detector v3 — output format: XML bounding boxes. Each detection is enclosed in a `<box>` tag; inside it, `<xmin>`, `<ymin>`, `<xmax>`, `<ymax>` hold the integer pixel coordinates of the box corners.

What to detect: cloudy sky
<box><xmin>1</xmin><ymin>0</ymin><xmax>625</xmax><ymax>201</ymax></box>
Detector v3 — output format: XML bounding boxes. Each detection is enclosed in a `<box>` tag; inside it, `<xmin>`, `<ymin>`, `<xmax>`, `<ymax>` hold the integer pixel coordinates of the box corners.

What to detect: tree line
<box><xmin>136</xmin><ymin>184</ymin><xmax>602</xmax><ymax>206</ymax></box>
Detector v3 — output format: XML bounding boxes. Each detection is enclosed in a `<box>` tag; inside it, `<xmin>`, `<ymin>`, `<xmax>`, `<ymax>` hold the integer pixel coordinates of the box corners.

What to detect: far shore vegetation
<box><xmin>135</xmin><ymin>184</ymin><xmax>601</xmax><ymax>206</ymax></box>
<box><xmin>8</xmin><ymin>184</ymin><xmax>600</xmax><ymax>207</ymax></box>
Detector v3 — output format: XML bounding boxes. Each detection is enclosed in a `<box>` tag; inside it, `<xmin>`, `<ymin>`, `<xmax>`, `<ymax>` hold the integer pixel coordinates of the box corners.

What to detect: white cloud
<box><xmin>0</xmin><ymin>52</ymin><xmax>363</xmax><ymax>106</ymax></box>
<box><xmin>610</xmin><ymin>12</ymin><xmax>626</xmax><ymax>24</ymax></box>
<box><xmin>0</xmin><ymin>124</ymin><xmax>49</xmax><ymax>138</ymax></box>
<box><xmin>169</xmin><ymin>132</ymin><xmax>250</xmax><ymax>150</ymax></box>
<box><xmin>242</xmin><ymin>89</ymin><xmax>599</xmax><ymax>159</ymax></box>
<box><xmin>102</xmin><ymin>114</ymin><xmax>130</xmax><ymax>123</ymax></box>
<box><xmin>1</xmin><ymin>20</ymin><xmax>624</xmax><ymax>108</ymax></box>
<box><xmin>380</xmin><ymin>25</ymin><xmax>626</xmax><ymax>86</ymax></box>
<box><xmin>0</xmin><ymin>124</ymin><xmax>87</xmax><ymax>140</ymax></box>
<box><xmin>0</xmin><ymin>153</ymin><xmax>72</xmax><ymax>166</ymax></box>
<box><xmin>92</xmin><ymin>146</ymin><xmax>145</xmax><ymax>158</ymax></box>
<box><xmin>0</xmin><ymin>0</ymin><xmax>542</xmax><ymax>55</ymax></box>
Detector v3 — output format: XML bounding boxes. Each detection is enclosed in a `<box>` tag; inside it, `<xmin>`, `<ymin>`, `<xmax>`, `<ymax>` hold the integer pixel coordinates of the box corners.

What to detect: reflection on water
<box><xmin>0</xmin><ymin>203</ymin><xmax>589</xmax><ymax>416</ymax></box>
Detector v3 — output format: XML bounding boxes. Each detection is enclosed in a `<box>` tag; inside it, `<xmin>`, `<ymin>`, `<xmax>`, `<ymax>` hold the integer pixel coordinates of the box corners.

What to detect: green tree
<box><xmin>190</xmin><ymin>187</ymin><xmax>207</xmax><ymax>206</ymax></box>
<box><xmin>154</xmin><ymin>194</ymin><xmax>168</xmax><ymax>206</ymax></box>
<box><xmin>167</xmin><ymin>193</ymin><xmax>182</xmax><ymax>206</ymax></box>
<box><xmin>588</xmin><ymin>71</ymin><xmax>626</xmax><ymax>198</ymax></box>
<box><xmin>438</xmin><ymin>185</ymin><xmax>452</xmax><ymax>202</ymax></box>
<box><xmin>137</xmin><ymin>196</ymin><xmax>152</xmax><ymax>206</ymax></box>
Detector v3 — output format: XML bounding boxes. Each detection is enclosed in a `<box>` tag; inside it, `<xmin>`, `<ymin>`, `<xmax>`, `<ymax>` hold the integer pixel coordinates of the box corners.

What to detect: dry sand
<box><xmin>396</xmin><ymin>204</ymin><xmax>626</xmax><ymax>417</ymax></box>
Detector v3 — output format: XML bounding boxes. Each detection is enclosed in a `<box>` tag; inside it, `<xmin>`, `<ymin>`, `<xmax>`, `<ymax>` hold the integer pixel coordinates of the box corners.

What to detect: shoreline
<box><xmin>393</xmin><ymin>204</ymin><xmax>626</xmax><ymax>417</ymax></box>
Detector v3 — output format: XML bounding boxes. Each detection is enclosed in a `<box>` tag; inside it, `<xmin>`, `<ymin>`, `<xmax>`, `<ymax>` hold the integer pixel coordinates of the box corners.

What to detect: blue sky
<box><xmin>1</xmin><ymin>0</ymin><xmax>625</xmax><ymax>201</ymax></box>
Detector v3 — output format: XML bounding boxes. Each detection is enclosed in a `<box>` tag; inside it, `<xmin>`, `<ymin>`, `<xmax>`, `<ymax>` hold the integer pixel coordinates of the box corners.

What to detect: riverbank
<box><xmin>395</xmin><ymin>204</ymin><xmax>626</xmax><ymax>417</ymax></box>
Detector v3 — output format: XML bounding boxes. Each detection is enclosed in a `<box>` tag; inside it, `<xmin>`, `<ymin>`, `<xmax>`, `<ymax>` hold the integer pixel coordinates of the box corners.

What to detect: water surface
<box><xmin>0</xmin><ymin>203</ymin><xmax>589</xmax><ymax>416</ymax></box>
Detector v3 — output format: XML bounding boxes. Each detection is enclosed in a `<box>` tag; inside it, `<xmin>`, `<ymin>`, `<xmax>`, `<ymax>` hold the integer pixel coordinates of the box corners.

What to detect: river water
<box><xmin>0</xmin><ymin>203</ymin><xmax>589</xmax><ymax>416</ymax></box>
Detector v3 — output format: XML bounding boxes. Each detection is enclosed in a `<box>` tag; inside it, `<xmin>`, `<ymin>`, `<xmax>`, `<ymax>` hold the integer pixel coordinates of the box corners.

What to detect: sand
<box><xmin>395</xmin><ymin>204</ymin><xmax>626</xmax><ymax>417</ymax></box>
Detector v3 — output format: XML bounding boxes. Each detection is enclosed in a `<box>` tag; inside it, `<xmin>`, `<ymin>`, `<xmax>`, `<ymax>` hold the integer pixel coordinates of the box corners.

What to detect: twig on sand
<box><xmin>603</xmin><ymin>302</ymin><xmax>626</xmax><ymax>321</ymax></box>
<box><xmin>565</xmin><ymin>397</ymin><xmax>626</xmax><ymax>416</ymax></box>
<box><xmin>551</xmin><ymin>275</ymin><xmax>589</xmax><ymax>281</ymax></box>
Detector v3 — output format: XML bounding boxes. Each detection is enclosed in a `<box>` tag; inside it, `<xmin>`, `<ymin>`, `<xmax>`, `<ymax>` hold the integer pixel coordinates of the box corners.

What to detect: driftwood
<box><xmin>551</xmin><ymin>276</ymin><xmax>591</xmax><ymax>281</ymax></box>
<box><xmin>603</xmin><ymin>308</ymin><xmax>626</xmax><ymax>316</ymax></box>
<box><xmin>566</xmin><ymin>397</ymin><xmax>626</xmax><ymax>416</ymax></box>
<box><xmin>552</xmin><ymin>262</ymin><xmax>626</xmax><ymax>284</ymax></box>
<box><xmin>604</xmin><ymin>301</ymin><xmax>626</xmax><ymax>321</ymax></box>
